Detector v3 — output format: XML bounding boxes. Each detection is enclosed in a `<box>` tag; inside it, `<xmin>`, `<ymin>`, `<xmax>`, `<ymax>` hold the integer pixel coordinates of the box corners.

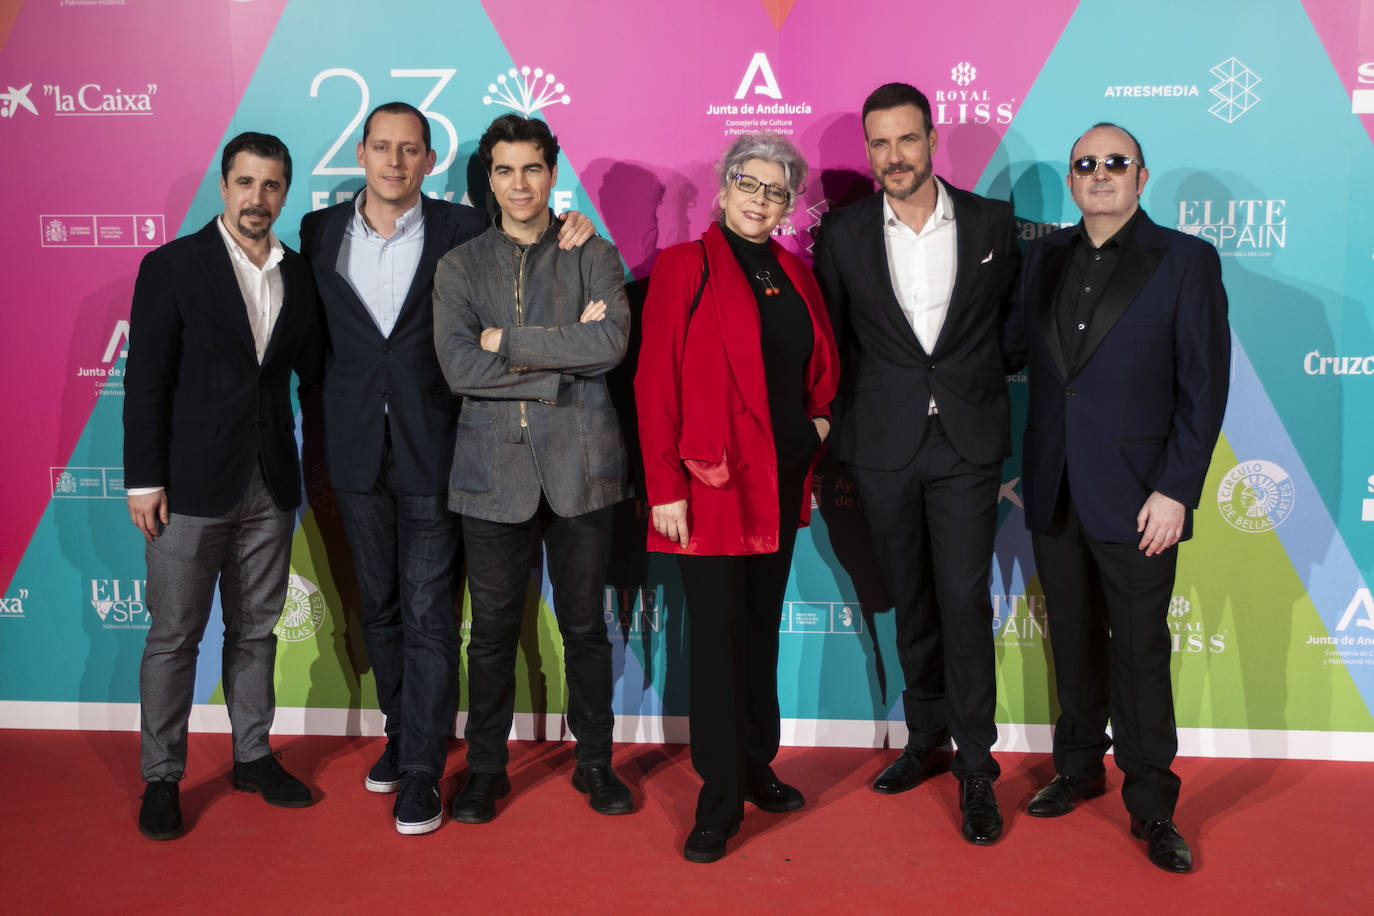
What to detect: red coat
<box><xmin>635</xmin><ymin>223</ymin><xmax>840</xmax><ymax>555</ymax></box>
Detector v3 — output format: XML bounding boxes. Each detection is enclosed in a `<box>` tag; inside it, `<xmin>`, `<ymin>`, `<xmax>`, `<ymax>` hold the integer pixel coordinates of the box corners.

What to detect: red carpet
<box><xmin>1</xmin><ymin>731</ymin><xmax>1368</xmax><ymax>913</ymax></box>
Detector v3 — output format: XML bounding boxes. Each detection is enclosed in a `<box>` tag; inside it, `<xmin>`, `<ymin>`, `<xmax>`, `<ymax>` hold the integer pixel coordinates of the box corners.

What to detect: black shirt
<box><xmin>1054</xmin><ymin>209</ymin><xmax>1141</xmax><ymax>375</ymax></box>
<box><xmin>721</xmin><ymin>224</ymin><xmax>817</xmax><ymax>467</ymax></box>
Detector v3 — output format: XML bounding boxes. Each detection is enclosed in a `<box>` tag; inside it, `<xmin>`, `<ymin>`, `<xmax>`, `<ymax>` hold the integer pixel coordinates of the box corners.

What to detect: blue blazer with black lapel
<box><xmin>123</xmin><ymin>217</ymin><xmax>320</xmax><ymax>517</ymax></box>
<box><xmin>815</xmin><ymin>178</ymin><xmax>1022</xmax><ymax>470</ymax></box>
<box><xmin>299</xmin><ymin>195</ymin><xmax>489</xmax><ymax>495</ymax></box>
<box><xmin>1006</xmin><ymin>210</ymin><xmax>1231</xmax><ymax>544</ymax></box>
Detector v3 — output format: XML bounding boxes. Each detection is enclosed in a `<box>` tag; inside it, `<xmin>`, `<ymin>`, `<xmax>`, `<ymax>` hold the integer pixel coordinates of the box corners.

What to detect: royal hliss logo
<box><xmin>1167</xmin><ymin>595</ymin><xmax>1226</xmax><ymax>654</ymax></box>
<box><xmin>1363</xmin><ymin>474</ymin><xmax>1374</xmax><ymax>523</ymax></box>
<box><xmin>273</xmin><ymin>574</ymin><xmax>326</xmax><ymax>643</ymax></box>
<box><xmin>1216</xmin><ymin>460</ymin><xmax>1295</xmax><ymax>533</ymax></box>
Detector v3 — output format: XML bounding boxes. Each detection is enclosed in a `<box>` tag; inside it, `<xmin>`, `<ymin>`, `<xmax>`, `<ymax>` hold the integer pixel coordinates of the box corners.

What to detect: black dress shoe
<box><xmin>744</xmin><ymin>779</ymin><xmax>804</xmax><ymax>813</ymax></box>
<box><xmin>1027</xmin><ymin>773</ymin><xmax>1107</xmax><ymax>817</ymax></box>
<box><xmin>232</xmin><ymin>754</ymin><xmax>314</xmax><ymax>808</ymax></box>
<box><xmin>682</xmin><ymin>821</ymin><xmax>742</xmax><ymax>864</ymax></box>
<box><xmin>872</xmin><ymin>742</ymin><xmax>953</xmax><ymax>794</ymax></box>
<box><xmin>572</xmin><ymin>764</ymin><xmax>634</xmax><ymax>815</ymax></box>
<box><xmin>959</xmin><ymin>777</ymin><xmax>1003</xmax><ymax>845</ymax></box>
<box><xmin>1131</xmin><ymin>818</ymin><xmax>1193</xmax><ymax>873</ymax></box>
<box><xmin>450</xmin><ymin>771</ymin><xmax>512</xmax><ymax>824</ymax></box>
<box><xmin>138</xmin><ymin>779</ymin><xmax>185</xmax><ymax>840</ymax></box>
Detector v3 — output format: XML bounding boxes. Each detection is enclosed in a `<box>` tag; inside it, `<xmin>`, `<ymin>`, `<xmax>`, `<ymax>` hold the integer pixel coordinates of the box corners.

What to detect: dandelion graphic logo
<box><xmin>950</xmin><ymin>62</ymin><xmax>977</xmax><ymax>87</ymax></box>
<box><xmin>483</xmin><ymin>66</ymin><xmax>570</xmax><ymax>117</ymax></box>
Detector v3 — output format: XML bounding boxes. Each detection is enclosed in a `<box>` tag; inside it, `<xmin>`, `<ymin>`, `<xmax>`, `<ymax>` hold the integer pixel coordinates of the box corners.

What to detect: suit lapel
<box><xmin>393</xmin><ymin>196</ymin><xmax>451</xmax><ymax>327</ymax></box>
<box><xmin>1035</xmin><ymin>239</ymin><xmax>1072</xmax><ymax>381</ymax></box>
<box><xmin>934</xmin><ymin>181</ymin><xmax>981</xmax><ymax>356</ymax></box>
<box><xmin>1075</xmin><ymin>213</ymin><xmax>1167</xmax><ymax>369</ymax></box>
<box><xmin>854</xmin><ymin>194</ymin><xmax>924</xmax><ymax>356</ymax></box>
<box><xmin>316</xmin><ymin>200</ymin><xmax>385</xmax><ymax>339</ymax></box>
<box><xmin>703</xmin><ymin>225</ymin><xmax>770</xmax><ymax>429</ymax></box>
<box><xmin>197</xmin><ymin>219</ymin><xmax>259</xmax><ymax>362</ymax></box>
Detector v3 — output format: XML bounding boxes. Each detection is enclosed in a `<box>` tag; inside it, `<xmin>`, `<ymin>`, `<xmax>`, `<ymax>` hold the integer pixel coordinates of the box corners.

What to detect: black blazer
<box><xmin>814</xmin><ymin>179</ymin><xmax>1020</xmax><ymax>470</ymax></box>
<box><xmin>123</xmin><ymin>218</ymin><xmax>320</xmax><ymax>517</ymax></box>
<box><xmin>300</xmin><ymin>195</ymin><xmax>488</xmax><ymax>495</ymax></box>
<box><xmin>1004</xmin><ymin>210</ymin><xmax>1230</xmax><ymax>543</ymax></box>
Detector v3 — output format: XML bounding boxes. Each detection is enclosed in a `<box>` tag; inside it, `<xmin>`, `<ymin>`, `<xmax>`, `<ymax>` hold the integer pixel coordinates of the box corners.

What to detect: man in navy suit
<box><xmin>299</xmin><ymin>102</ymin><xmax>592</xmax><ymax>836</ymax></box>
<box><xmin>1005</xmin><ymin>123</ymin><xmax>1230</xmax><ymax>872</ymax></box>
<box><xmin>125</xmin><ymin>131</ymin><xmax>320</xmax><ymax>840</ymax></box>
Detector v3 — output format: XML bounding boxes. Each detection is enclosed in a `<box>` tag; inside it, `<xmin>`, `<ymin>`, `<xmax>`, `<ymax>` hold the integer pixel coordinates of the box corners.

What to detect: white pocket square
<box><xmin>981</xmin><ymin>249</ymin><xmax>995</xmax><ymax>264</ymax></box>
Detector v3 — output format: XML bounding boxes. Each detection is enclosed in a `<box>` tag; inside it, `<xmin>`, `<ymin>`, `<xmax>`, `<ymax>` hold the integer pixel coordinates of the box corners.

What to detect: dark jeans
<box><xmin>336</xmin><ymin>441</ymin><xmax>462</xmax><ymax>779</ymax></box>
<box><xmin>677</xmin><ymin>459</ymin><xmax>807</xmax><ymax>832</ymax></box>
<box><xmin>463</xmin><ymin>499</ymin><xmax>615</xmax><ymax>773</ymax></box>
<box><xmin>849</xmin><ymin>415</ymin><xmax>1001</xmax><ymax>780</ymax></box>
<box><xmin>1032</xmin><ymin>487</ymin><xmax>1181</xmax><ymax>821</ymax></box>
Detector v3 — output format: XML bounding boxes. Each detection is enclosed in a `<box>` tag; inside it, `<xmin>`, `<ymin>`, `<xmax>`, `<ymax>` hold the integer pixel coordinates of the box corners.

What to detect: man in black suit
<box><xmin>125</xmin><ymin>132</ymin><xmax>319</xmax><ymax>840</ymax></box>
<box><xmin>299</xmin><ymin>102</ymin><xmax>592</xmax><ymax>836</ymax></box>
<box><xmin>814</xmin><ymin>83</ymin><xmax>1019</xmax><ymax>845</ymax></box>
<box><xmin>1006</xmin><ymin>123</ymin><xmax>1229</xmax><ymax>873</ymax></box>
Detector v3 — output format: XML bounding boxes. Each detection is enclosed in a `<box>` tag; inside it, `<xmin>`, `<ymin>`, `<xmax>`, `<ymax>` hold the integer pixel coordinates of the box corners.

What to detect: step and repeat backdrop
<box><xmin>2</xmin><ymin>0</ymin><xmax>1372</xmax><ymax>758</ymax></box>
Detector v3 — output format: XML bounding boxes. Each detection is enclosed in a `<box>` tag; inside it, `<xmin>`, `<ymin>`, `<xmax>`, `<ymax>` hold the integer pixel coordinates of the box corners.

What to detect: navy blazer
<box><xmin>299</xmin><ymin>195</ymin><xmax>488</xmax><ymax>495</ymax></box>
<box><xmin>814</xmin><ymin>179</ymin><xmax>1021</xmax><ymax>470</ymax></box>
<box><xmin>123</xmin><ymin>218</ymin><xmax>320</xmax><ymax>517</ymax></box>
<box><xmin>1005</xmin><ymin>210</ymin><xmax>1231</xmax><ymax>544</ymax></box>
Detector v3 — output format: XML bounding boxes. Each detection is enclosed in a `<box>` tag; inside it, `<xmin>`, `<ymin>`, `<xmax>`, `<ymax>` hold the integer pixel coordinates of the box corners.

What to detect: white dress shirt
<box><xmin>883</xmin><ymin>178</ymin><xmax>957</xmax><ymax>413</ymax></box>
<box><xmin>339</xmin><ymin>191</ymin><xmax>426</xmax><ymax>339</ymax></box>
<box><xmin>216</xmin><ymin>214</ymin><xmax>285</xmax><ymax>364</ymax></box>
<box><xmin>127</xmin><ymin>217</ymin><xmax>285</xmax><ymax>496</ymax></box>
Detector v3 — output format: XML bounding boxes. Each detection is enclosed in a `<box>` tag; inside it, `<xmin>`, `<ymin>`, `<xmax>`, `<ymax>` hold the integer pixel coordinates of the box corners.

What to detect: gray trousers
<box><xmin>139</xmin><ymin>466</ymin><xmax>293</xmax><ymax>781</ymax></box>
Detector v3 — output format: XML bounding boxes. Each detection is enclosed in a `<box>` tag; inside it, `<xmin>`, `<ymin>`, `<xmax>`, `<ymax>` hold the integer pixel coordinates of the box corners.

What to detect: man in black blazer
<box><xmin>1005</xmin><ymin>123</ymin><xmax>1229</xmax><ymax>872</ymax></box>
<box><xmin>124</xmin><ymin>132</ymin><xmax>320</xmax><ymax>840</ymax></box>
<box><xmin>299</xmin><ymin>102</ymin><xmax>592</xmax><ymax>836</ymax></box>
<box><xmin>814</xmin><ymin>83</ymin><xmax>1019</xmax><ymax>845</ymax></box>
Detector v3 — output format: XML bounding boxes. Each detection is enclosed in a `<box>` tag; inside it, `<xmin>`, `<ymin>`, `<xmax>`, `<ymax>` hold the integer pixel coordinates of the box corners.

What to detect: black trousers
<box><xmin>1032</xmin><ymin>484</ymin><xmax>1181</xmax><ymax>822</ymax></box>
<box><xmin>463</xmin><ymin>499</ymin><xmax>615</xmax><ymax>773</ymax></box>
<box><xmin>848</xmin><ymin>416</ymin><xmax>1001</xmax><ymax>780</ymax></box>
<box><xmin>678</xmin><ymin>460</ymin><xmax>807</xmax><ymax>832</ymax></box>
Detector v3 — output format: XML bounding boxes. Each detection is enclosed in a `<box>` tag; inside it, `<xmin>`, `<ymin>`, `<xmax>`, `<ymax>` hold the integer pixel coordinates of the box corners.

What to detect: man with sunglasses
<box><xmin>814</xmin><ymin>82</ymin><xmax>1020</xmax><ymax>846</ymax></box>
<box><xmin>1004</xmin><ymin>123</ymin><xmax>1230</xmax><ymax>873</ymax></box>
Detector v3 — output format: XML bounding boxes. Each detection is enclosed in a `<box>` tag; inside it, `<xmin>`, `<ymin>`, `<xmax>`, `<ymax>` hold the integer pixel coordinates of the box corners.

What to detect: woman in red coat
<box><xmin>635</xmin><ymin>133</ymin><xmax>839</xmax><ymax>863</ymax></box>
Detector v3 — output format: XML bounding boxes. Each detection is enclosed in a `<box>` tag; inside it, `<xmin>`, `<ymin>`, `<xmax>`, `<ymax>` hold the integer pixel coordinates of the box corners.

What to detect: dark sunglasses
<box><xmin>1070</xmin><ymin>154</ymin><xmax>1139</xmax><ymax>177</ymax></box>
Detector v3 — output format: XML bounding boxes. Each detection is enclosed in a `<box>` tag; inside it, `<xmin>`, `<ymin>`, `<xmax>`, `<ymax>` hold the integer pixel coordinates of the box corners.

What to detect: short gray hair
<box><xmin>718</xmin><ymin>132</ymin><xmax>808</xmax><ymax>210</ymax></box>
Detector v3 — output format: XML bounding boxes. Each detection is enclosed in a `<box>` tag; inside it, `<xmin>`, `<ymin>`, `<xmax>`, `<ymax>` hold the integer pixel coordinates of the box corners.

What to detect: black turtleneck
<box><xmin>721</xmin><ymin>224</ymin><xmax>816</xmax><ymax>467</ymax></box>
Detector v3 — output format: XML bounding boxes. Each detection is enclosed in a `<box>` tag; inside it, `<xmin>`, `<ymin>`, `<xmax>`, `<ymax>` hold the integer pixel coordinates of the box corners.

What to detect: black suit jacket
<box><xmin>814</xmin><ymin>179</ymin><xmax>1020</xmax><ymax>469</ymax></box>
<box><xmin>299</xmin><ymin>195</ymin><xmax>489</xmax><ymax>494</ymax></box>
<box><xmin>123</xmin><ymin>218</ymin><xmax>320</xmax><ymax>517</ymax></box>
<box><xmin>1004</xmin><ymin>210</ymin><xmax>1230</xmax><ymax>543</ymax></box>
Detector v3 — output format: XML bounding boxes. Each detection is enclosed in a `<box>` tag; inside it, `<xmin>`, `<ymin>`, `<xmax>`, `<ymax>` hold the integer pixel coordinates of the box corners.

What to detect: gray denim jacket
<box><xmin>433</xmin><ymin>215</ymin><xmax>630</xmax><ymax>523</ymax></box>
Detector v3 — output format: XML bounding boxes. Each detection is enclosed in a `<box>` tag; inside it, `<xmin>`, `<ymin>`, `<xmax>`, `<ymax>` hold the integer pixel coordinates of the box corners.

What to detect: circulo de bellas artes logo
<box><xmin>274</xmin><ymin>574</ymin><xmax>326</xmax><ymax>643</ymax></box>
<box><xmin>1216</xmin><ymin>460</ymin><xmax>1295</xmax><ymax>533</ymax></box>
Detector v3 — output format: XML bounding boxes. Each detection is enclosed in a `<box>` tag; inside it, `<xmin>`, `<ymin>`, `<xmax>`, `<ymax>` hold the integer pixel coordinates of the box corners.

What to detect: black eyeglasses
<box><xmin>732</xmin><ymin>173</ymin><xmax>791</xmax><ymax>205</ymax></box>
<box><xmin>1070</xmin><ymin>154</ymin><xmax>1139</xmax><ymax>178</ymax></box>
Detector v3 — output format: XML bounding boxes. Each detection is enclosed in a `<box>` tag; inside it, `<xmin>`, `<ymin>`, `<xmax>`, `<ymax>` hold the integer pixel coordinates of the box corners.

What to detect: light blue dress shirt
<box><xmin>338</xmin><ymin>191</ymin><xmax>426</xmax><ymax>339</ymax></box>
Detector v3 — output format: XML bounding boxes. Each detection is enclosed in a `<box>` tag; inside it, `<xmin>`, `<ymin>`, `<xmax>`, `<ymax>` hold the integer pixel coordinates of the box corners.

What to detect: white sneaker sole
<box><xmin>365</xmin><ymin>776</ymin><xmax>403</xmax><ymax>794</ymax></box>
<box><xmin>395</xmin><ymin>812</ymin><xmax>441</xmax><ymax>835</ymax></box>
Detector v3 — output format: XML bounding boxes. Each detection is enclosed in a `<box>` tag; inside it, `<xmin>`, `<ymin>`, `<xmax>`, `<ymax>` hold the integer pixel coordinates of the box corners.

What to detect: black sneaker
<box><xmin>138</xmin><ymin>779</ymin><xmax>185</xmax><ymax>840</ymax></box>
<box><xmin>365</xmin><ymin>742</ymin><xmax>402</xmax><ymax>794</ymax></box>
<box><xmin>232</xmin><ymin>753</ymin><xmax>314</xmax><ymax>808</ymax></box>
<box><xmin>393</xmin><ymin>772</ymin><xmax>442</xmax><ymax>835</ymax></box>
